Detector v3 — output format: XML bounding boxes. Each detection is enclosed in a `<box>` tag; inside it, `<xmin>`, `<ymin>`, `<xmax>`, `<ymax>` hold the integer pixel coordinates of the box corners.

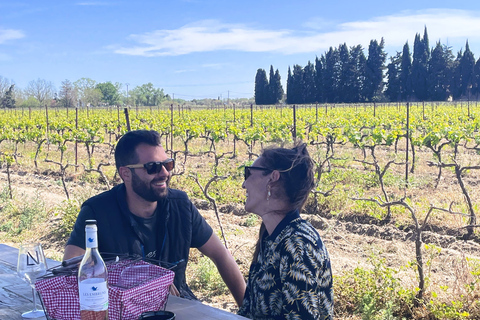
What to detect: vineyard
<box><xmin>1</xmin><ymin>102</ymin><xmax>480</xmax><ymax>319</ymax></box>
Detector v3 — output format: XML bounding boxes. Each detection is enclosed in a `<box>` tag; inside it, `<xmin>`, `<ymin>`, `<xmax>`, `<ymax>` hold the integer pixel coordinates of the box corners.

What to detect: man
<box><xmin>64</xmin><ymin>129</ymin><xmax>246</xmax><ymax>306</ymax></box>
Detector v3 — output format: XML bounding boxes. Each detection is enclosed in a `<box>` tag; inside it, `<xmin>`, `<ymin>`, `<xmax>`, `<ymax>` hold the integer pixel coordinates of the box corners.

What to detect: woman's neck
<box><xmin>261</xmin><ymin>210</ymin><xmax>288</xmax><ymax>235</ymax></box>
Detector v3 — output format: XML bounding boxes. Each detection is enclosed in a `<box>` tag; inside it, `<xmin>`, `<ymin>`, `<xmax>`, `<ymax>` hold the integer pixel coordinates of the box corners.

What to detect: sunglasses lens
<box><xmin>144</xmin><ymin>160</ymin><xmax>175</xmax><ymax>174</ymax></box>
<box><xmin>244</xmin><ymin>167</ymin><xmax>250</xmax><ymax>180</ymax></box>
<box><xmin>144</xmin><ymin>162</ymin><xmax>159</xmax><ymax>174</ymax></box>
<box><xmin>164</xmin><ymin>159</ymin><xmax>175</xmax><ymax>171</ymax></box>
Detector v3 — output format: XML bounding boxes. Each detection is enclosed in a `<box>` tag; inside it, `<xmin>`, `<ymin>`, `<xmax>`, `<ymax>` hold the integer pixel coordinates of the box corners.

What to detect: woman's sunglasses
<box><xmin>125</xmin><ymin>159</ymin><xmax>175</xmax><ymax>175</ymax></box>
<box><xmin>244</xmin><ymin>166</ymin><xmax>272</xmax><ymax>180</ymax></box>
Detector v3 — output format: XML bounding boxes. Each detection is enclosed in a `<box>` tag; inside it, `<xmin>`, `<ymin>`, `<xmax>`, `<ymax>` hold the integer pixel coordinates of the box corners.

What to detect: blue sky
<box><xmin>1</xmin><ymin>1</ymin><xmax>480</xmax><ymax>100</ymax></box>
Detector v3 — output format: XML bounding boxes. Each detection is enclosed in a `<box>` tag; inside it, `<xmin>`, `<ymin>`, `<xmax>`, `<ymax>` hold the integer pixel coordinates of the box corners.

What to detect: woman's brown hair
<box><xmin>252</xmin><ymin>142</ymin><xmax>315</xmax><ymax>261</ymax></box>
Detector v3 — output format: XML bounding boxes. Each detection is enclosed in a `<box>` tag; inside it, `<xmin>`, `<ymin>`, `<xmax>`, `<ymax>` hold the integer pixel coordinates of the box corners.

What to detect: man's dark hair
<box><xmin>114</xmin><ymin>130</ymin><xmax>162</xmax><ymax>171</ymax></box>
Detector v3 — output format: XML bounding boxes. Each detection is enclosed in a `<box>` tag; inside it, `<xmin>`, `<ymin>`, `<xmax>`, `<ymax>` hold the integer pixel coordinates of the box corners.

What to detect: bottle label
<box><xmin>85</xmin><ymin>227</ymin><xmax>98</xmax><ymax>249</ymax></box>
<box><xmin>79</xmin><ymin>278</ymin><xmax>109</xmax><ymax>311</ymax></box>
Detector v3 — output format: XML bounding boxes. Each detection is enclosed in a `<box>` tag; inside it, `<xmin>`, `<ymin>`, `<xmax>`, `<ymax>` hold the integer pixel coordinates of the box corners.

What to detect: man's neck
<box><xmin>126</xmin><ymin>191</ymin><xmax>157</xmax><ymax>218</ymax></box>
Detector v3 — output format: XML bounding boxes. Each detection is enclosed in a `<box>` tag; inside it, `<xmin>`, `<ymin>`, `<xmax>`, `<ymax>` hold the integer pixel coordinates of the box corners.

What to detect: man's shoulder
<box><xmin>82</xmin><ymin>184</ymin><xmax>124</xmax><ymax>207</ymax></box>
<box><xmin>167</xmin><ymin>188</ymin><xmax>189</xmax><ymax>200</ymax></box>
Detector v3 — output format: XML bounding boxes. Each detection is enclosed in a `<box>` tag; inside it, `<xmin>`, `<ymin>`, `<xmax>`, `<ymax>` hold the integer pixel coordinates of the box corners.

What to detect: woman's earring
<box><xmin>266</xmin><ymin>185</ymin><xmax>271</xmax><ymax>201</ymax></box>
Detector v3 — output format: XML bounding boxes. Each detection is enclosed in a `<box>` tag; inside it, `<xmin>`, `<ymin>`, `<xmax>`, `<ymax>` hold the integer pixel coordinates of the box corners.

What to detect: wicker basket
<box><xmin>36</xmin><ymin>259</ymin><xmax>175</xmax><ymax>320</ymax></box>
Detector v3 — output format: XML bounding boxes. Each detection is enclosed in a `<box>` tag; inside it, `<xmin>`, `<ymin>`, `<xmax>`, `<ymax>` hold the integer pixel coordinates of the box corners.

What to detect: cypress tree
<box><xmin>291</xmin><ymin>64</ymin><xmax>305</xmax><ymax>104</ymax></box>
<box><xmin>323</xmin><ymin>47</ymin><xmax>339</xmax><ymax>102</ymax></box>
<box><xmin>364</xmin><ymin>38</ymin><xmax>386</xmax><ymax>102</ymax></box>
<box><xmin>303</xmin><ymin>61</ymin><xmax>316</xmax><ymax>103</ymax></box>
<box><xmin>267</xmin><ymin>65</ymin><xmax>275</xmax><ymax>104</ymax></box>
<box><xmin>385</xmin><ymin>52</ymin><xmax>402</xmax><ymax>101</ymax></box>
<box><xmin>411</xmin><ymin>31</ymin><xmax>429</xmax><ymax>101</ymax></box>
<box><xmin>400</xmin><ymin>42</ymin><xmax>413</xmax><ymax>101</ymax></box>
<box><xmin>458</xmin><ymin>41</ymin><xmax>476</xmax><ymax>99</ymax></box>
<box><xmin>272</xmin><ymin>69</ymin><xmax>284</xmax><ymax>104</ymax></box>
<box><xmin>452</xmin><ymin>50</ymin><xmax>463</xmax><ymax>100</ymax></box>
<box><xmin>428</xmin><ymin>42</ymin><xmax>453</xmax><ymax>101</ymax></box>
<box><xmin>337</xmin><ymin>43</ymin><xmax>350</xmax><ymax>102</ymax></box>
<box><xmin>314</xmin><ymin>56</ymin><xmax>324</xmax><ymax>103</ymax></box>
<box><xmin>473</xmin><ymin>57</ymin><xmax>480</xmax><ymax>100</ymax></box>
<box><xmin>254</xmin><ymin>68</ymin><xmax>268</xmax><ymax>105</ymax></box>
<box><xmin>1</xmin><ymin>84</ymin><xmax>15</xmax><ymax>108</ymax></box>
<box><xmin>286</xmin><ymin>67</ymin><xmax>293</xmax><ymax>104</ymax></box>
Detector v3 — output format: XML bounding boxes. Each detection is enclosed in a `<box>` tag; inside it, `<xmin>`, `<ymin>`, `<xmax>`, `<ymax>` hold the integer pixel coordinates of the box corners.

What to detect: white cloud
<box><xmin>113</xmin><ymin>9</ymin><xmax>480</xmax><ymax>57</ymax></box>
<box><xmin>0</xmin><ymin>28</ymin><xmax>24</xmax><ymax>44</ymax></box>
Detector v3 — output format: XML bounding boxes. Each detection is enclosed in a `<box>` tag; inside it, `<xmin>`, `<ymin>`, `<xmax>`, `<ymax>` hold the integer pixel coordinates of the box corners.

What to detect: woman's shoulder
<box><xmin>276</xmin><ymin>218</ymin><xmax>329</xmax><ymax>259</ymax></box>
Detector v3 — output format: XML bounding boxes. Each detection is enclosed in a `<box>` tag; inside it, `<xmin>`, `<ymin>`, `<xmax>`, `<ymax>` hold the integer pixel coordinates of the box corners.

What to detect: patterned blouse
<box><xmin>238</xmin><ymin>211</ymin><xmax>333</xmax><ymax>320</ymax></box>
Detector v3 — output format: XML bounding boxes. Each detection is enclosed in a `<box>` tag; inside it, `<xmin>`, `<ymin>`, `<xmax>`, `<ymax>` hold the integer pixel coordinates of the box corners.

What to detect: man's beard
<box><xmin>131</xmin><ymin>171</ymin><xmax>169</xmax><ymax>202</ymax></box>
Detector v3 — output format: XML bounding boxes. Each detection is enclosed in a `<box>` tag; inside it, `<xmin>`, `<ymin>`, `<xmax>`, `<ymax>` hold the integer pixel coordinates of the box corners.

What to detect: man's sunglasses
<box><xmin>244</xmin><ymin>166</ymin><xmax>272</xmax><ymax>180</ymax></box>
<box><xmin>125</xmin><ymin>159</ymin><xmax>175</xmax><ymax>175</ymax></box>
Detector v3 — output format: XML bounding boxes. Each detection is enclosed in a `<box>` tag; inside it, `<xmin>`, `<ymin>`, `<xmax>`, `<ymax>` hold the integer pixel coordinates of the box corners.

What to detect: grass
<box><xmin>188</xmin><ymin>255</ymin><xmax>228</xmax><ymax>297</ymax></box>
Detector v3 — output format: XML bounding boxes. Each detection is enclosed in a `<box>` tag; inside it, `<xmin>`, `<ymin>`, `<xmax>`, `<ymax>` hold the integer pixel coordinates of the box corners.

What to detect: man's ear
<box><xmin>118</xmin><ymin>167</ymin><xmax>131</xmax><ymax>182</ymax></box>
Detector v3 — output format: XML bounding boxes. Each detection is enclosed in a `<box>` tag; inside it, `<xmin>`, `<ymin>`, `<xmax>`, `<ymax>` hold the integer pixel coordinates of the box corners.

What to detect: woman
<box><xmin>238</xmin><ymin>143</ymin><xmax>333</xmax><ymax>320</ymax></box>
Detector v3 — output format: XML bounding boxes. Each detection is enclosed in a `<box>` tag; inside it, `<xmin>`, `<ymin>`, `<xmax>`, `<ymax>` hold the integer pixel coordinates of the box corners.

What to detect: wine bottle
<box><xmin>78</xmin><ymin>220</ymin><xmax>109</xmax><ymax>320</ymax></box>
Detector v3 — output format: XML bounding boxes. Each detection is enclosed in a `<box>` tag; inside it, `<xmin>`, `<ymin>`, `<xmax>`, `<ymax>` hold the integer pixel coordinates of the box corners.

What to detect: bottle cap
<box><xmin>86</xmin><ymin>220</ymin><xmax>97</xmax><ymax>225</ymax></box>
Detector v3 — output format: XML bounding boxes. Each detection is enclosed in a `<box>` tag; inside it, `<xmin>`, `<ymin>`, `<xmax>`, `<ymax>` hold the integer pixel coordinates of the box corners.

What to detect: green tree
<box><xmin>337</xmin><ymin>43</ymin><xmax>350</xmax><ymax>102</ymax></box>
<box><xmin>254</xmin><ymin>68</ymin><xmax>268</xmax><ymax>105</ymax></box>
<box><xmin>385</xmin><ymin>52</ymin><xmax>402</xmax><ymax>101</ymax></box>
<box><xmin>58</xmin><ymin>79</ymin><xmax>78</xmax><ymax>108</ymax></box>
<box><xmin>131</xmin><ymin>83</ymin><xmax>166</xmax><ymax>106</ymax></box>
<box><xmin>1</xmin><ymin>84</ymin><xmax>16</xmax><ymax>108</ymax></box>
<box><xmin>271</xmin><ymin>69</ymin><xmax>284</xmax><ymax>104</ymax></box>
<box><xmin>291</xmin><ymin>64</ymin><xmax>305</xmax><ymax>104</ymax></box>
<box><xmin>74</xmin><ymin>78</ymin><xmax>99</xmax><ymax>107</ymax></box>
<box><xmin>323</xmin><ymin>47</ymin><xmax>340</xmax><ymax>102</ymax></box>
<box><xmin>0</xmin><ymin>76</ymin><xmax>14</xmax><ymax>98</ymax></box>
<box><xmin>303</xmin><ymin>61</ymin><xmax>316</xmax><ymax>103</ymax></box>
<box><xmin>411</xmin><ymin>29</ymin><xmax>430</xmax><ymax>101</ymax></box>
<box><xmin>349</xmin><ymin>44</ymin><xmax>367</xmax><ymax>102</ymax></box>
<box><xmin>364</xmin><ymin>38</ymin><xmax>387</xmax><ymax>102</ymax></box>
<box><xmin>286</xmin><ymin>67</ymin><xmax>293</xmax><ymax>104</ymax></box>
<box><xmin>25</xmin><ymin>78</ymin><xmax>56</xmax><ymax>106</ymax></box>
<box><xmin>457</xmin><ymin>41</ymin><xmax>476</xmax><ymax>99</ymax></box>
<box><xmin>473</xmin><ymin>57</ymin><xmax>480</xmax><ymax>99</ymax></box>
<box><xmin>314</xmin><ymin>56</ymin><xmax>324</xmax><ymax>103</ymax></box>
<box><xmin>427</xmin><ymin>42</ymin><xmax>454</xmax><ymax>101</ymax></box>
<box><xmin>399</xmin><ymin>42</ymin><xmax>413</xmax><ymax>101</ymax></box>
<box><xmin>96</xmin><ymin>82</ymin><xmax>121</xmax><ymax>106</ymax></box>
<box><xmin>451</xmin><ymin>50</ymin><xmax>463</xmax><ymax>100</ymax></box>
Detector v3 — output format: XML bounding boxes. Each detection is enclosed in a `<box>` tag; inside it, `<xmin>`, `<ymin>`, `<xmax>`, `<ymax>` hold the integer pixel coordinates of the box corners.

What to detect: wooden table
<box><xmin>0</xmin><ymin>244</ymin><xmax>247</xmax><ymax>320</ymax></box>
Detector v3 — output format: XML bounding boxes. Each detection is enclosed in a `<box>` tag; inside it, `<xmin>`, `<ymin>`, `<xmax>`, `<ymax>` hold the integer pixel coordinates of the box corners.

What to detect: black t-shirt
<box><xmin>131</xmin><ymin>211</ymin><xmax>158</xmax><ymax>260</ymax></box>
<box><xmin>66</xmin><ymin>184</ymin><xmax>213</xmax><ymax>299</ymax></box>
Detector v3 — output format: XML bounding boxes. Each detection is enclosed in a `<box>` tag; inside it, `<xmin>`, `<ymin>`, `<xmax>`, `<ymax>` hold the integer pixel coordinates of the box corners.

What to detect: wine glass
<box><xmin>17</xmin><ymin>242</ymin><xmax>48</xmax><ymax>318</ymax></box>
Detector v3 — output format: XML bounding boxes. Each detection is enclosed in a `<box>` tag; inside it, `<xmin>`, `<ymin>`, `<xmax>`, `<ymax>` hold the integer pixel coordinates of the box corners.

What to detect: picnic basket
<box><xmin>36</xmin><ymin>258</ymin><xmax>175</xmax><ymax>320</ymax></box>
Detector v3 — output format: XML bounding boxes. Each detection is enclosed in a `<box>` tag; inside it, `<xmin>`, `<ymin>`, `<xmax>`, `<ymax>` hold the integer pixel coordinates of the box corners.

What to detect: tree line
<box><xmin>255</xmin><ymin>27</ymin><xmax>480</xmax><ymax>105</ymax></box>
<box><xmin>0</xmin><ymin>76</ymin><xmax>171</xmax><ymax>109</ymax></box>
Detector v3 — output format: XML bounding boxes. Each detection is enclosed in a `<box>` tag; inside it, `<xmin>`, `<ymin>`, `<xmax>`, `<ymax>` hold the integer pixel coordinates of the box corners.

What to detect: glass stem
<box><xmin>32</xmin><ymin>287</ymin><xmax>38</xmax><ymax>312</ymax></box>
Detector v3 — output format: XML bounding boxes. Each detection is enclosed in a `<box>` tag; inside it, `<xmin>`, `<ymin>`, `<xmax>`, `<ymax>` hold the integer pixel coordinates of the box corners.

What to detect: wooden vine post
<box><xmin>45</xmin><ymin>104</ymin><xmax>50</xmax><ymax>151</ymax></box>
<box><xmin>405</xmin><ymin>102</ymin><xmax>410</xmax><ymax>188</ymax></box>
<box><xmin>250</xmin><ymin>103</ymin><xmax>253</xmax><ymax>127</ymax></box>
<box><xmin>170</xmin><ymin>104</ymin><xmax>174</xmax><ymax>157</ymax></box>
<box><xmin>75</xmin><ymin>107</ymin><xmax>78</xmax><ymax>172</ymax></box>
<box><xmin>292</xmin><ymin>104</ymin><xmax>297</xmax><ymax>140</ymax></box>
<box><xmin>124</xmin><ymin>107</ymin><xmax>131</xmax><ymax>132</ymax></box>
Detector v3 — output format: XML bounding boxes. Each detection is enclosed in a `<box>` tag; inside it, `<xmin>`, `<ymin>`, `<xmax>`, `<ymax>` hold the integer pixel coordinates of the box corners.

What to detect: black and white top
<box><xmin>238</xmin><ymin>211</ymin><xmax>333</xmax><ymax>320</ymax></box>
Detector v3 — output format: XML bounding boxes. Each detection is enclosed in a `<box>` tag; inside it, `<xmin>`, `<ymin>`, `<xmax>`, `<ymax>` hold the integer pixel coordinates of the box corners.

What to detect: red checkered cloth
<box><xmin>36</xmin><ymin>260</ymin><xmax>175</xmax><ymax>320</ymax></box>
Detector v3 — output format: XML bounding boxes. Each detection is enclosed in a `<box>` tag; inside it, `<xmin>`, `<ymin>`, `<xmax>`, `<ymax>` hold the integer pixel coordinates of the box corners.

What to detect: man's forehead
<box><xmin>135</xmin><ymin>143</ymin><xmax>167</xmax><ymax>159</ymax></box>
